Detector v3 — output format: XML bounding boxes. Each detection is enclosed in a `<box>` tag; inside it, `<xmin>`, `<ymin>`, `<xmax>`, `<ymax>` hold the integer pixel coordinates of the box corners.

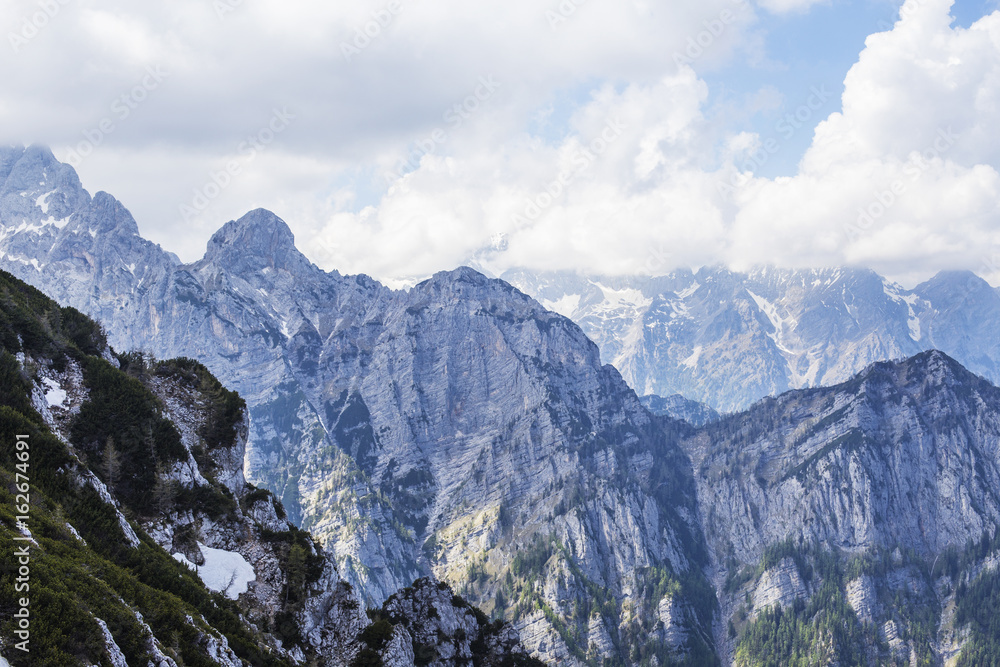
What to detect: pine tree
<box><xmin>102</xmin><ymin>436</ymin><xmax>122</xmax><ymax>489</ymax></box>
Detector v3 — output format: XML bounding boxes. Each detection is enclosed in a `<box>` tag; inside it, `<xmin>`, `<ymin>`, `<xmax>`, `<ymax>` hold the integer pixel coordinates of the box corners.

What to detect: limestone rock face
<box><xmin>686</xmin><ymin>351</ymin><xmax>1000</xmax><ymax>664</ymax></box>
<box><xmin>657</xmin><ymin>596</ymin><xmax>689</xmax><ymax>649</ymax></box>
<box><xmin>5</xmin><ymin>273</ymin><xmax>542</xmax><ymax>667</ymax></box>
<box><xmin>751</xmin><ymin>559</ymin><xmax>809</xmax><ymax>616</ymax></box>
<box><xmin>0</xmin><ymin>145</ymin><xmax>714</xmax><ymax>662</ymax></box>
<box><xmin>846</xmin><ymin>576</ymin><xmax>879</xmax><ymax>625</ymax></box>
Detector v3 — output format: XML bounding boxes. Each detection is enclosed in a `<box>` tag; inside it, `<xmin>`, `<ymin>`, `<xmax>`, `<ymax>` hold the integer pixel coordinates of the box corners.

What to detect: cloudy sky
<box><xmin>2</xmin><ymin>0</ymin><xmax>1000</xmax><ymax>286</ymax></box>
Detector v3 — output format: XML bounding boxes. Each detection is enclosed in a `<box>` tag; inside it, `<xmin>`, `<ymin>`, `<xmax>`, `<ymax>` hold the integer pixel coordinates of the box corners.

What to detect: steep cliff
<box><xmin>0</xmin><ymin>268</ymin><xmax>538</xmax><ymax>667</ymax></box>
<box><xmin>682</xmin><ymin>351</ymin><xmax>1000</xmax><ymax>663</ymax></box>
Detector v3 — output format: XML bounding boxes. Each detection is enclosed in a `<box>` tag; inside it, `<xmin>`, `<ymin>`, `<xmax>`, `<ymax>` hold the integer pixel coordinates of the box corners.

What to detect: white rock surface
<box><xmin>846</xmin><ymin>575</ymin><xmax>879</xmax><ymax>624</ymax></box>
<box><xmin>752</xmin><ymin>559</ymin><xmax>808</xmax><ymax>615</ymax></box>
<box><xmin>94</xmin><ymin>618</ymin><xmax>129</xmax><ymax>667</ymax></box>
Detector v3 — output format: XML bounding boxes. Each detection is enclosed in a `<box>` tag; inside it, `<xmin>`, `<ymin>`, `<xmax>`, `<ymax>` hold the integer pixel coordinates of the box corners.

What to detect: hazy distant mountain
<box><xmin>503</xmin><ymin>267</ymin><xmax>1000</xmax><ymax>413</ymax></box>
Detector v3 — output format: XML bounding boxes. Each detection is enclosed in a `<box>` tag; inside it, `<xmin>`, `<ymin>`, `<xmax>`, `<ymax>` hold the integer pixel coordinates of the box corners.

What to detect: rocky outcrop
<box><xmin>687</xmin><ymin>351</ymin><xmax>1000</xmax><ymax>664</ymax></box>
<box><xmin>640</xmin><ymin>393</ymin><xmax>720</xmax><ymax>427</ymax></box>
<box><xmin>846</xmin><ymin>576</ymin><xmax>878</xmax><ymax>625</ymax></box>
<box><xmin>377</xmin><ymin>578</ymin><xmax>543</xmax><ymax>667</ymax></box>
<box><xmin>751</xmin><ymin>559</ymin><xmax>809</xmax><ymax>616</ymax></box>
<box><xmin>657</xmin><ymin>596</ymin><xmax>689</xmax><ymax>649</ymax></box>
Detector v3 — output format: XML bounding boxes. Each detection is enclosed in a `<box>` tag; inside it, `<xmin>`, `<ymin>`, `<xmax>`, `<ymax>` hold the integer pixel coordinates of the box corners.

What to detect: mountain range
<box><xmin>501</xmin><ymin>266</ymin><xmax>1000</xmax><ymax>414</ymax></box>
<box><xmin>0</xmin><ymin>145</ymin><xmax>716</xmax><ymax>663</ymax></box>
<box><xmin>3</xmin><ymin>144</ymin><xmax>1000</xmax><ymax>665</ymax></box>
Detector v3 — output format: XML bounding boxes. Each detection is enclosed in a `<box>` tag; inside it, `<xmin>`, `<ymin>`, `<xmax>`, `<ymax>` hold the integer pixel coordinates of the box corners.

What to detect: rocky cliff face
<box><xmin>0</xmin><ymin>146</ymin><xmax>717</xmax><ymax>664</ymax></box>
<box><xmin>502</xmin><ymin>266</ymin><xmax>1000</xmax><ymax>413</ymax></box>
<box><xmin>0</xmin><ymin>267</ymin><xmax>540</xmax><ymax>667</ymax></box>
<box><xmin>681</xmin><ymin>350</ymin><xmax>1000</xmax><ymax>664</ymax></box>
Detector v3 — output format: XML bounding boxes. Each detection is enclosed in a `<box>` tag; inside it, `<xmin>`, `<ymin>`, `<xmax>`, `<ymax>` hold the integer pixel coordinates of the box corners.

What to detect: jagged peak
<box><xmin>916</xmin><ymin>269</ymin><xmax>993</xmax><ymax>295</ymax></box>
<box><xmin>80</xmin><ymin>191</ymin><xmax>142</xmax><ymax>237</ymax></box>
<box><xmin>0</xmin><ymin>143</ymin><xmax>89</xmax><ymax>205</ymax></box>
<box><xmin>210</xmin><ymin>208</ymin><xmax>294</xmax><ymax>247</ymax></box>
<box><xmin>850</xmin><ymin>349</ymin><xmax>986</xmax><ymax>395</ymax></box>
<box><xmin>203</xmin><ymin>208</ymin><xmax>309</xmax><ymax>272</ymax></box>
<box><xmin>414</xmin><ymin>266</ymin><xmax>535</xmax><ymax>305</ymax></box>
<box><xmin>439</xmin><ymin>265</ymin><xmax>490</xmax><ymax>284</ymax></box>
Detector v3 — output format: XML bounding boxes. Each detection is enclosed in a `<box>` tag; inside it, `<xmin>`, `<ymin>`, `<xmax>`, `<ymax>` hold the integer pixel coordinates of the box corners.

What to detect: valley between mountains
<box><xmin>3</xmin><ymin>144</ymin><xmax>1000</xmax><ymax>665</ymax></box>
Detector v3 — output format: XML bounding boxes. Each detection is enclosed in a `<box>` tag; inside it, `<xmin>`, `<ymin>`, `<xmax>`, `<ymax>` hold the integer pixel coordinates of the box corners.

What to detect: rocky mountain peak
<box><xmin>80</xmin><ymin>191</ymin><xmax>143</xmax><ymax>237</ymax></box>
<box><xmin>917</xmin><ymin>269</ymin><xmax>995</xmax><ymax>300</ymax></box>
<box><xmin>0</xmin><ymin>144</ymin><xmax>90</xmax><ymax>224</ymax></box>
<box><xmin>204</xmin><ymin>208</ymin><xmax>307</xmax><ymax>273</ymax></box>
<box><xmin>421</xmin><ymin>265</ymin><xmax>497</xmax><ymax>289</ymax></box>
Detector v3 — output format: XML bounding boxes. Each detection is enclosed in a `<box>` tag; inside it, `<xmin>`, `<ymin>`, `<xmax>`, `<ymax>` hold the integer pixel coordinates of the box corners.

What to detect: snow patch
<box><xmin>676</xmin><ymin>282</ymin><xmax>700</xmax><ymax>300</ymax></box>
<box><xmin>42</xmin><ymin>377</ymin><xmax>67</xmax><ymax>407</ymax></box>
<box><xmin>173</xmin><ymin>543</ymin><xmax>256</xmax><ymax>600</ymax></box>
<box><xmin>592</xmin><ymin>283</ymin><xmax>652</xmax><ymax>313</ymax></box>
<box><xmin>746</xmin><ymin>289</ymin><xmax>797</xmax><ymax>353</ymax></box>
<box><xmin>882</xmin><ymin>281</ymin><xmax>923</xmax><ymax>342</ymax></box>
<box><xmin>542</xmin><ymin>294</ymin><xmax>581</xmax><ymax>318</ymax></box>
<box><xmin>35</xmin><ymin>190</ymin><xmax>54</xmax><ymax>214</ymax></box>
<box><xmin>682</xmin><ymin>345</ymin><xmax>702</xmax><ymax>369</ymax></box>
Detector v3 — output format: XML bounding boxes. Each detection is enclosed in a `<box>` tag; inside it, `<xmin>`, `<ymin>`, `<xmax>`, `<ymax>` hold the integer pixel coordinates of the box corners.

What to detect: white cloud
<box><xmin>0</xmin><ymin>0</ymin><xmax>757</xmax><ymax>268</ymax></box>
<box><xmin>3</xmin><ymin>0</ymin><xmax>1000</xmax><ymax>289</ymax></box>
<box><xmin>756</xmin><ymin>0</ymin><xmax>829</xmax><ymax>15</ymax></box>
<box><xmin>306</xmin><ymin>69</ymin><xmax>731</xmax><ymax>280</ymax></box>
<box><xmin>730</xmin><ymin>0</ymin><xmax>1000</xmax><ymax>286</ymax></box>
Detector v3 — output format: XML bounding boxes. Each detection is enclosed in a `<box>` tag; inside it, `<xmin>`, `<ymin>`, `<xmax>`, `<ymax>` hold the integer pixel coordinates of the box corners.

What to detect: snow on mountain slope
<box><xmin>504</xmin><ymin>266</ymin><xmax>998</xmax><ymax>413</ymax></box>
